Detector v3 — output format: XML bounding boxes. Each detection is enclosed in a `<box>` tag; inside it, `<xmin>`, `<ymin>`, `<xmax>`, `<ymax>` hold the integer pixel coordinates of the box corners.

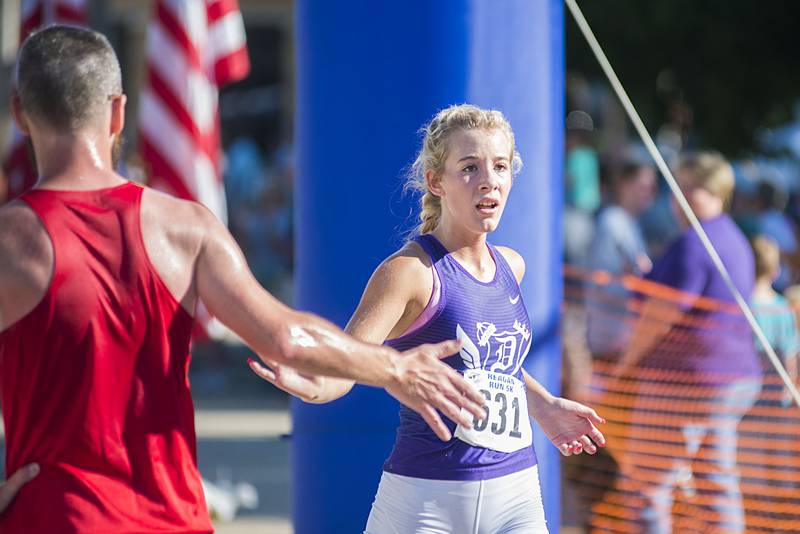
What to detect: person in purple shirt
<box><xmin>613</xmin><ymin>151</ymin><xmax>762</xmax><ymax>533</ymax></box>
<box><xmin>250</xmin><ymin>104</ymin><xmax>606</xmax><ymax>533</ymax></box>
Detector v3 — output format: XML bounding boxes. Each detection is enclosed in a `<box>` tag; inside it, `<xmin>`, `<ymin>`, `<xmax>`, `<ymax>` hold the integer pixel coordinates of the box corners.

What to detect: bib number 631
<box><xmin>454</xmin><ymin>370</ymin><xmax>532</xmax><ymax>453</ymax></box>
<box><xmin>474</xmin><ymin>389</ymin><xmax>523</xmax><ymax>437</ymax></box>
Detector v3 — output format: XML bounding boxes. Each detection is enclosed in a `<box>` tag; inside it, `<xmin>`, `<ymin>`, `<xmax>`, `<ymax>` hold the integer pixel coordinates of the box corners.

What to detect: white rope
<box><xmin>565</xmin><ymin>0</ymin><xmax>800</xmax><ymax>408</ymax></box>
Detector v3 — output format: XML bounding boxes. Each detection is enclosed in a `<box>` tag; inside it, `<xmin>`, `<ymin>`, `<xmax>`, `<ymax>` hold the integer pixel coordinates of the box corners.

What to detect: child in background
<box><xmin>751</xmin><ymin>235</ymin><xmax>800</xmax><ymax>404</ymax></box>
<box><xmin>782</xmin><ymin>284</ymin><xmax>800</xmax><ymax>319</ymax></box>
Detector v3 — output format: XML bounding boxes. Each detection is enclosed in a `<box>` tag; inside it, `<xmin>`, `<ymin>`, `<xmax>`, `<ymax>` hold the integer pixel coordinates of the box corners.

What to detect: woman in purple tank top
<box><xmin>250</xmin><ymin>104</ymin><xmax>606</xmax><ymax>533</ymax></box>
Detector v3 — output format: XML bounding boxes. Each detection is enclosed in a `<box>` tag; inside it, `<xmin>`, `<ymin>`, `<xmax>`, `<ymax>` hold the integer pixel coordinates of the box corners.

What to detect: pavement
<box><xmin>195</xmin><ymin>395</ymin><xmax>293</xmax><ymax>534</ymax></box>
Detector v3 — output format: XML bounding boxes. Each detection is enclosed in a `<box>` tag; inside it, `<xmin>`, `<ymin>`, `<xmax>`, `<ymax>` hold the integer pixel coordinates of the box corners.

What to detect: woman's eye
<box><xmin>495</xmin><ymin>164</ymin><xmax>508</xmax><ymax>172</ymax></box>
<box><xmin>463</xmin><ymin>165</ymin><xmax>476</xmax><ymax>173</ymax></box>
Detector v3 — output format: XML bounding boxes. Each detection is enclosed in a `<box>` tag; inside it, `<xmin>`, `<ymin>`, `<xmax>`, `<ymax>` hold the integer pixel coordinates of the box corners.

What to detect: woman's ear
<box><xmin>425</xmin><ymin>169</ymin><xmax>443</xmax><ymax>197</ymax></box>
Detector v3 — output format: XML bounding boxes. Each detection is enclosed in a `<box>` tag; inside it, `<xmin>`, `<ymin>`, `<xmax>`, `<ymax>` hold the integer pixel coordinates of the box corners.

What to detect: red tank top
<box><xmin>0</xmin><ymin>182</ymin><xmax>212</xmax><ymax>533</ymax></box>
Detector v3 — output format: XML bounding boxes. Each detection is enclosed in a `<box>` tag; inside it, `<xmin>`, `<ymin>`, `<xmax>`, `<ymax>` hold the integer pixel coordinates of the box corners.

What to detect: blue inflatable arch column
<box><xmin>294</xmin><ymin>1</ymin><xmax>564</xmax><ymax>532</ymax></box>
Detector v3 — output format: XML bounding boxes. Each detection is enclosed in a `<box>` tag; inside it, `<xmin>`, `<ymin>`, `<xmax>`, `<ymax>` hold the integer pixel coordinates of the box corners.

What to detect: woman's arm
<box><xmin>250</xmin><ymin>242</ymin><xmax>435</xmax><ymax>404</ymax></box>
<box><xmin>496</xmin><ymin>246</ymin><xmax>606</xmax><ymax>455</ymax></box>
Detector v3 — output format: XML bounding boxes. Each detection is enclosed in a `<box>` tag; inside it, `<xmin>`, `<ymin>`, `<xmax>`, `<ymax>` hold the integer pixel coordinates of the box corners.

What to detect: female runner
<box><xmin>251</xmin><ymin>104</ymin><xmax>605</xmax><ymax>533</ymax></box>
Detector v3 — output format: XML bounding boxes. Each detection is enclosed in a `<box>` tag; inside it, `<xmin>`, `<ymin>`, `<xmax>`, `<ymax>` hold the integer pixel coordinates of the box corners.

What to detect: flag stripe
<box><xmin>155</xmin><ymin>1</ymin><xmax>203</xmax><ymax>71</ymax></box>
<box><xmin>209</xmin><ymin>11</ymin><xmax>247</xmax><ymax>58</ymax></box>
<box><xmin>146</xmin><ymin>65</ymin><xmax>217</xmax><ymax>161</ymax></box>
<box><xmin>207</xmin><ymin>0</ymin><xmax>240</xmax><ymax>23</ymax></box>
<box><xmin>139</xmin><ymin>90</ymin><xmax>216</xmax><ymax>199</ymax></box>
<box><xmin>145</xmin><ymin>23</ymin><xmax>210</xmax><ymax>127</ymax></box>
<box><xmin>209</xmin><ymin>9</ymin><xmax>249</xmax><ymax>83</ymax></box>
<box><xmin>214</xmin><ymin>45</ymin><xmax>249</xmax><ymax>85</ymax></box>
<box><xmin>53</xmin><ymin>5</ymin><xmax>85</xmax><ymax>24</ymax></box>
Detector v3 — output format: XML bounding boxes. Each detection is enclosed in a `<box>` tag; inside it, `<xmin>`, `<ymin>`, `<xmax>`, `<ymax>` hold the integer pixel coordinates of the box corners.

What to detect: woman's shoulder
<box><xmin>387</xmin><ymin>239</ymin><xmax>433</xmax><ymax>268</ymax></box>
<box><xmin>370</xmin><ymin>240</ymin><xmax>434</xmax><ymax>291</ymax></box>
<box><xmin>493</xmin><ymin>245</ymin><xmax>525</xmax><ymax>283</ymax></box>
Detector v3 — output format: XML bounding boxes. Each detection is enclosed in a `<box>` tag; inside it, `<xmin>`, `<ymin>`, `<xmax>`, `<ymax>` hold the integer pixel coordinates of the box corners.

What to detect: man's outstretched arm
<box><xmin>193</xmin><ymin>210</ymin><xmax>484</xmax><ymax>440</ymax></box>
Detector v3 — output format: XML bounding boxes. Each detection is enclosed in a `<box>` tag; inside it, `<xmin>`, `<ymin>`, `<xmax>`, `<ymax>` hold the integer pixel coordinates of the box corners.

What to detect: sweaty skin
<box><xmin>289</xmin><ymin>326</ymin><xmax>318</xmax><ymax>348</ymax></box>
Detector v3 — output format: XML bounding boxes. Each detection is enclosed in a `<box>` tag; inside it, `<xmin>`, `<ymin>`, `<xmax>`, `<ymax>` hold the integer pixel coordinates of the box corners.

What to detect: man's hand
<box><xmin>385</xmin><ymin>340</ymin><xmax>486</xmax><ymax>442</ymax></box>
<box><xmin>248</xmin><ymin>358</ymin><xmax>325</xmax><ymax>403</ymax></box>
<box><xmin>533</xmin><ymin>396</ymin><xmax>606</xmax><ymax>456</ymax></box>
<box><xmin>0</xmin><ymin>463</ymin><xmax>39</xmax><ymax>513</ymax></box>
<box><xmin>249</xmin><ymin>338</ymin><xmax>486</xmax><ymax>442</ymax></box>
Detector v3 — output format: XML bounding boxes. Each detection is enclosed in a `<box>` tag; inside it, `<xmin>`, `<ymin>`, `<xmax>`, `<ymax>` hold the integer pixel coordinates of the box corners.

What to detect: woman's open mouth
<box><xmin>476</xmin><ymin>199</ymin><xmax>499</xmax><ymax>214</ymax></box>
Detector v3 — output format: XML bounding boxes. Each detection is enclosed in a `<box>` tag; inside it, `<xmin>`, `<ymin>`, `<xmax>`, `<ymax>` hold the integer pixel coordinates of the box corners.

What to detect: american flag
<box><xmin>138</xmin><ymin>0</ymin><xmax>250</xmax><ymax>224</ymax></box>
<box><xmin>2</xmin><ymin>0</ymin><xmax>88</xmax><ymax>201</ymax></box>
<box><xmin>138</xmin><ymin>0</ymin><xmax>250</xmax><ymax>338</ymax></box>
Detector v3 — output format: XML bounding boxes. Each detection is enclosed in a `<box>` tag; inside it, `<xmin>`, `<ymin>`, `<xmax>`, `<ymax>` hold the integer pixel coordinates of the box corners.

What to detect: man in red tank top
<box><xmin>0</xmin><ymin>26</ymin><xmax>484</xmax><ymax>532</ymax></box>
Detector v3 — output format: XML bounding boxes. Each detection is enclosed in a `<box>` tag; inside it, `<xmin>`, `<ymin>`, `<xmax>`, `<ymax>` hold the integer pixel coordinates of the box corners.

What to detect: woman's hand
<box><xmin>0</xmin><ymin>463</ymin><xmax>39</xmax><ymax>513</ymax></box>
<box><xmin>248</xmin><ymin>358</ymin><xmax>326</xmax><ymax>403</ymax></box>
<box><xmin>532</xmin><ymin>396</ymin><xmax>606</xmax><ymax>456</ymax></box>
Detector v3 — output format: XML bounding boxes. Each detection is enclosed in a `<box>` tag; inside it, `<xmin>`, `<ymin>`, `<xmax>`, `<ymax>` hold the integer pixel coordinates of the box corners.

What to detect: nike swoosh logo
<box><xmin>509</xmin><ymin>295</ymin><xmax>520</xmax><ymax>305</ymax></box>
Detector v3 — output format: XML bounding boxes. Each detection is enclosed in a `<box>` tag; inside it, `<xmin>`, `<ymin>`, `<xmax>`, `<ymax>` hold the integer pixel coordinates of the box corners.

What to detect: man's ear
<box><xmin>110</xmin><ymin>94</ymin><xmax>127</xmax><ymax>136</ymax></box>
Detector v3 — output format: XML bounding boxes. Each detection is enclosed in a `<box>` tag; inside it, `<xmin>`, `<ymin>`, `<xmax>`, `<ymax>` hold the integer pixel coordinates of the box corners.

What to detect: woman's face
<box><xmin>671</xmin><ymin>168</ymin><xmax>723</xmax><ymax>226</ymax></box>
<box><xmin>427</xmin><ymin>128</ymin><xmax>514</xmax><ymax>236</ymax></box>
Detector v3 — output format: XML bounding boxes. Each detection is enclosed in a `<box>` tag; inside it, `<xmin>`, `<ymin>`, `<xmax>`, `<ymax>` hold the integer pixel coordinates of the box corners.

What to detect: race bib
<box><xmin>454</xmin><ymin>369</ymin><xmax>532</xmax><ymax>453</ymax></box>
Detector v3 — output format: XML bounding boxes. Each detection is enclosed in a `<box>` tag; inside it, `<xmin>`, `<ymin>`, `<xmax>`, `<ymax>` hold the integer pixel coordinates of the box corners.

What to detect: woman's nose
<box><xmin>480</xmin><ymin>171</ymin><xmax>500</xmax><ymax>190</ymax></box>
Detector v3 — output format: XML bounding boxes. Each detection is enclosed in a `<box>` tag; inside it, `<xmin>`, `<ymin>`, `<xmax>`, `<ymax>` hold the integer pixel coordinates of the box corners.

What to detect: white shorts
<box><xmin>364</xmin><ymin>466</ymin><xmax>548</xmax><ymax>534</ymax></box>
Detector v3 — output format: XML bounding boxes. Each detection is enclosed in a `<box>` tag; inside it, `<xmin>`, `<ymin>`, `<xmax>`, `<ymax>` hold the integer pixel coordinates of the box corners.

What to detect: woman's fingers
<box><xmin>248</xmin><ymin>358</ymin><xmax>278</xmax><ymax>383</ymax></box>
<box><xmin>579</xmin><ymin>435</ymin><xmax>597</xmax><ymax>454</ymax></box>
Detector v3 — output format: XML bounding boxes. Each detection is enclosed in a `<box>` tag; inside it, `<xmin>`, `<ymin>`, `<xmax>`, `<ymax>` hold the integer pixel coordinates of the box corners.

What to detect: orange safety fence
<box><xmin>561</xmin><ymin>266</ymin><xmax>800</xmax><ymax>533</ymax></box>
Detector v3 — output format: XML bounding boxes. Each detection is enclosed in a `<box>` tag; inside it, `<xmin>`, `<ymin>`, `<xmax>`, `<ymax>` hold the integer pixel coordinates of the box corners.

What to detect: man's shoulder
<box><xmin>140</xmin><ymin>186</ymin><xmax>214</xmax><ymax>223</ymax></box>
<box><xmin>138</xmin><ymin>186</ymin><xmax>233</xmax><ymax>283</ymax></box>
<box><xmin>140</xmin><ymin>186</ymin><xmax>222</xmax><ymax>242</ymax></box>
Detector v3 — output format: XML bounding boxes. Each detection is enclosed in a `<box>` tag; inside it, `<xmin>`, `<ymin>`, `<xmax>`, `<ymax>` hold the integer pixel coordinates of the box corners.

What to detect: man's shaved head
<box><xmin>15</xmin><ymin>25</ymin><xmax>122</xmax><ymax>132</ymax></box>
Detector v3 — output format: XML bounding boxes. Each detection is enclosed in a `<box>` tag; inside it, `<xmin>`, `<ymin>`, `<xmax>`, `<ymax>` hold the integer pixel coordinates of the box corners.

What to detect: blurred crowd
<box><xmin>561</xmin><ymin>74</ymin><xmax>800</xmax><ymax>533</ymax></box>
<box><xmin>223</xmin><ymin>138</ymin><xmax>295</xmax><ymax>306</ymax></box>
<box><xmin>563</xmin><ymin>74</ymin><xmax>800</xmax><ymax>359</ymax></box>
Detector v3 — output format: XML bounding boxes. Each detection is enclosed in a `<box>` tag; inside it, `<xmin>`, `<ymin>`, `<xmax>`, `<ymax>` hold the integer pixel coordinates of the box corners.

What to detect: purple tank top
<box><xmin>383</xmin><ymin>234</ymin><xmax>537</xmax><ymax>481</ymax></box>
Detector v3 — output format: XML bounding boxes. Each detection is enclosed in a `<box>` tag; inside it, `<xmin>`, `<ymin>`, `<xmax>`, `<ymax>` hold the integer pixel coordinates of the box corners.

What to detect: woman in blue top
<box><xmin>251</xmin><ymin>104</ymin><xmax>605</xmax><ymax>533</ymax></box>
